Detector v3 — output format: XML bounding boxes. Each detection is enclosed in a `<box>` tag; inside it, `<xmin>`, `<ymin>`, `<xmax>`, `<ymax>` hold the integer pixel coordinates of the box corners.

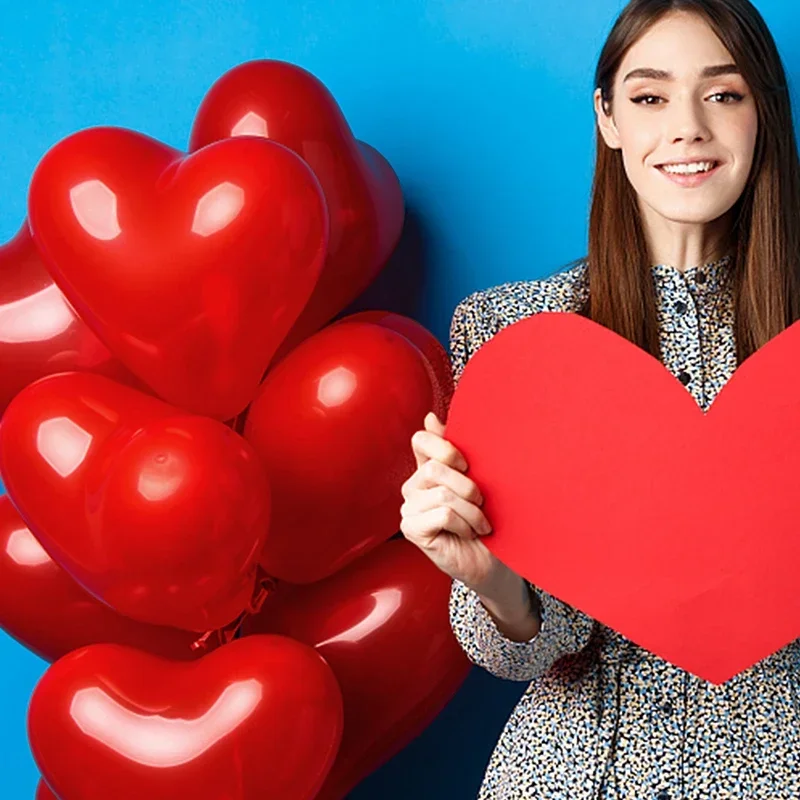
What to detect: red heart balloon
<box><xmin>333</xmin><ymin>312</ymin><xmax>454</xmax><ymax>421</ymax></box>
<box><xmin>0</xmin><ymin>222</ymin><xmax>142</xmax><ymax>417</ymax></box>
<box><xmin>0</xmin><ymin>372</ymin><xmax>269</xmax><ymax>632</ymax></box>
<box><xmin>35</xmin><ymin>781</ymin><xmax>57</xmax><ymax>799</ymax></box>
<box><xmin>242</xmin><ymin>539</ymin><xmax>470</xmax><ymax>800</ymax></box>
<box><xmin>28</xmin><ymin>126</ymin><xmax>328</xmax><ymax>420</ymax></box>
<box><xmin>28</xmin><ymin>635</ymin><xmax>344</xmax><ymax>800</ymax></box>
<box><xmin>0</xmin><ymin>495</ymin><xmax>214</xmax><ymax>663</ymax></box>
<box><xmin>244</xmin><ymin>321</ymin><xmax>432</xmax><ymax>583</ymax></box>
<box><xmin>189</xmin><ymin>60</ymin><xmax>404</xmax><ymax>358</ymax></box>
<box><xmin>445</xmin><ymin>311</ymin><xmax>800</xmax><ymax>684</ymax></box>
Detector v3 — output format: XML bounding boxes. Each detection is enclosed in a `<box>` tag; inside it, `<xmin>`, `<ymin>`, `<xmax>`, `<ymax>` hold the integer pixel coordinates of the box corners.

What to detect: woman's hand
<box><xmin>400</xmin><ymin>411</ymin><xmax>502</xmax><ymax>592</ymax></box>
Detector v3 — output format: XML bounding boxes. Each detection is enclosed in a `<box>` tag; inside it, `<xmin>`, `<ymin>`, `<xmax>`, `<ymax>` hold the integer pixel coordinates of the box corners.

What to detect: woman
<box><xmin>400</xmin><ymin>1</ymin><xmax>800</xmax><ymax>797</ymax></box>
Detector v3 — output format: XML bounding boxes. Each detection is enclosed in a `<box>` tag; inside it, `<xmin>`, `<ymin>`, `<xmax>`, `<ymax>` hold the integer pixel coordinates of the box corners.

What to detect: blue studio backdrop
<box><xmin>1</xmin><ymin>1</ymin><xmax>799</xmax><ymax>797</ymax></box>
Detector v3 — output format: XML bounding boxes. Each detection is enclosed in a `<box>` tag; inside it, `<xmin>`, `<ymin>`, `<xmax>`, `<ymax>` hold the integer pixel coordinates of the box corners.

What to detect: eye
<box><xmin>630</xmin><ymin>91</ymin><xmax>745</xmax><ymax>106</ymax></box>
<box><xmin>710</xmin><ymin>91</ymin><xmax>744</xmax><ymax>103</ymax></box>
<box><xmin>630</xmin><ymin>94</ymin><xmax>662</xmax><ymax>105</ymax></box>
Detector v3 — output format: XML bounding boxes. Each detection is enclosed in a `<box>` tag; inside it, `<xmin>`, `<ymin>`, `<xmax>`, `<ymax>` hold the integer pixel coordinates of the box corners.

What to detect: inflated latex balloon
<box><xmin>0</xmin><ymin>221</ymin><xmax>141</xmax><ymax>417</ymax></box>
<box><xmin>244</xmin><ymin>321</ymin><xmax>432</xmax><ymax>583</ymax></box>
<box><xmin>333</xmin><ymin>311</ymin><xmax>454</xmax><ymax>420</ymax></box>
<box><xmin>0</xmin><ymin>495</ymin><xmax>213</xmax><ymax>663</ymax></box>
<box><xmin>189</xmin><ymin>59</ymin><xmax>404</xmax><ymax>358</ymax></box>
<box><xmin>28</xmin><ymin>126</ymin><xmax>328</xmax><ymax>420</ymax></box>
<box><xmin>29</xmin><ymin>636</ymin><xmax>344</xmax><ymax>800</ymax></box>
<box><xmin>35</xmin><ymin>781</ymin><xmax>57</xmax><ymax>799</ymax></box>
<box><xmin>0</xmin><ymin>372</ymin><xmax>269</xmax><ymax>632</ymax></box>
<box><xmin>242</xmin><ymin>539</ymin><xmax>470</xmax><ymax>799</ymax></box>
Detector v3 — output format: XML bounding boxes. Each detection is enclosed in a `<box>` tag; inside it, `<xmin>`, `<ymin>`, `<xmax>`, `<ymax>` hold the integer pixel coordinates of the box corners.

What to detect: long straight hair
<box><xmin>576</xmin><ymin>0</ymin><xmax>800</xmax><ymax>365</ymax></box>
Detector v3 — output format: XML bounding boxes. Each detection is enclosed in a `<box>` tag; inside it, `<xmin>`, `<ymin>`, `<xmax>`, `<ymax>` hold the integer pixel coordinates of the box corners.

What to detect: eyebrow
<box><xmin>622</xmin><ymin>64</ymin><xmax>741</xmax><ymax>82</ymax></box>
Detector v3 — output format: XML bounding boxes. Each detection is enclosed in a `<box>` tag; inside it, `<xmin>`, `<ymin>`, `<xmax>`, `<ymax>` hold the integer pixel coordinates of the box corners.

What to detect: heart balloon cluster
<box><xmin>0</xmin><ymin>59</ymin><xmax>469</xmax><ymax>800</ymax></box>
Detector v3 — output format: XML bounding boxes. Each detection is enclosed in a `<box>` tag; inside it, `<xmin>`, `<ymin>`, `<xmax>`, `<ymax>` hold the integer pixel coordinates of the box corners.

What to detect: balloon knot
<box><xmin>189</xmin><ymin>568</ymin><xmax>279</xmax><ymax>652</ymax></box>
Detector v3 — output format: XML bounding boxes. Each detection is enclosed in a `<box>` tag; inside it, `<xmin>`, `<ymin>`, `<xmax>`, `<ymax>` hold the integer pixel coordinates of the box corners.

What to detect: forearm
<box><xmin>472</xmin><ymin>567</ymin><xmax>541</xmax><ymax>643</ymax></box>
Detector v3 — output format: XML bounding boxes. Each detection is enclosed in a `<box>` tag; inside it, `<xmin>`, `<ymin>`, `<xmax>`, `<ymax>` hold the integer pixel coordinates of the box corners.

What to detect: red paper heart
<box><xmin>29</xmin><ymin>635</ymin><xmax>344</xmax><ymax>800</ymax></box>
<box><xmin>242</xmin><ymin>539</ymin><xmax>470</xmax><ymax>799</ymax></box>
<box><xmin>244</xmin><ymin>321</ymin><xmax>432</xmax><ymax>584</ymax></box>
<box><xmin>445</xmin><ymin>311</ymin><xmax>800</xmax><ymax>684</ymax></box>
<box><xmin>0</xmin><ymin>222</ymin><xmax>142</xmax><ymax>417</ymax></box>
<box><xmin>0</xmin><ymin>372</ymin><xmax>269</xmax><ymax>632</ymax></box>
<box><xmin>0</xmin><ymin>495</ymin><xmax>212</xmax><ymax>663</ymax></box>
<box><xmin>189</xmin><ymin>59</ymin><xmax>404</xmax><ymax>357</ymax></box>
<box><xmin>28</xmin><ymin>126</ymin><xmax>327</xmax><ymax>420</ymax></box>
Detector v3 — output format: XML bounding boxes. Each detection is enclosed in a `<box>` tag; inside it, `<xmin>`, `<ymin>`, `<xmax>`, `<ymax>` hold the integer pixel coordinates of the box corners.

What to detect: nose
<box><xmin>667</xmin><ymin>95</ymin><xmax>711</xmax><ymax>143</ymax></box>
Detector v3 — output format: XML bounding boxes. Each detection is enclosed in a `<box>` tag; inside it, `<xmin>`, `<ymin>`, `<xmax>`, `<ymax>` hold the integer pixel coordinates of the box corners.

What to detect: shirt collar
<box><xmin>650</xmin><ymin>253</ymin><xmax>733</xmax><ymax>295</ymax></box>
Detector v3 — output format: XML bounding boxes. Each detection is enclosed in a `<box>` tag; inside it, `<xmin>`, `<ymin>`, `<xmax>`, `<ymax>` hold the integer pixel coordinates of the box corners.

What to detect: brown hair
<box><xmin>574</xmin><ymin>0</ymin><xmax>800</xmax><ymax>364</ymax></box>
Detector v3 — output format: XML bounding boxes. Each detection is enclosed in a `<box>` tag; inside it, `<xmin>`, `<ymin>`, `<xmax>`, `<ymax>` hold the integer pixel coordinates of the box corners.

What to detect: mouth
<box><xmin>655</xmin><ymin>160</ymin><xmax>723</xmax><ymax>187</ymax></box>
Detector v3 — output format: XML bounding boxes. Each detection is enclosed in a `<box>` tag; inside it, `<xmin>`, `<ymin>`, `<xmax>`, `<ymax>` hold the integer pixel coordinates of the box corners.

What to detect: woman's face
<box><xmin>594</xmin><ymin>10</ymin><xmax>758</xmax><ymax>233</ymax></box>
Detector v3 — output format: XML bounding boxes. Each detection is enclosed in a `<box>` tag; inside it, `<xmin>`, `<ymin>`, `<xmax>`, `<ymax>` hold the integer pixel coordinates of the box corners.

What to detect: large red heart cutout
<box><xmin>242</xmin><ymin>538</ymin><xmax>470</xmax><ymax>800</ymax></box>
<box><xmin>0</xmin><ymin>372</ymin><xmax>269</xmax><ymax>632</ymax></box>
<box><xmin>0</xmin><ymin>495</ymin><xmax>211</xmax><ymax>664</ymax></box>
<box><xmin>0</xmin><ymin>222</ymin><xmax>142</xmax><ymax>417</ymax></box>
<box><xmin>28</xmin><ymin>126</ymin><xmax>327</xmax><ymax>420</ymax></box>
<box><xmin>28</xmin><ymin>635</ymin><xmax>344</xmax><ymax>800</ymax></box>
<box><xmin>445</xmin><ymin>311</ymin><xmax>800</xmax><ymax>684</ymax></box>
<box><xmin>189</xmin><ymin>59</ymin><xmax>404</xmax><ymax>358</ymax></box>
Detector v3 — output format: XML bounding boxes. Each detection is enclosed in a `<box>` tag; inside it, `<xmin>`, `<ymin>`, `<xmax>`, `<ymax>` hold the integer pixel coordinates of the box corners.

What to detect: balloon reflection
<box><xmin>231</xmin><ymin>112</ymin><xmax>268</xmax><ymax>138</ymax></box>
<box><xmin>191</xmin><ymin>182</ymin><xmax>245</xmax><ymax>238</ymax></box>
<box><xmin>70</xmin><ymin>679</ymin><xmax>262</xmax><ymax>767</ymax></box>
<box><xmin>136</xmin><ymin>451</ymin><xmax>186</xmax><ymax>503</ymax></box>
<box><xmin>316</xmin><ymin>587</ymin><xmax>402</xmax><ymax>648</ymax></box>
<box><xmin>36</xmin><ymin>417</ymin><xmax>93</xmax><ymax>479</ymax></box>
<box><xmin>317</xmin><ymin>366</ymin><xmax>357</xmax><ymax>409</ymax></box>
<box><xmin>69</xmin><ymin>180</ymin><xmax>121</xmax><ymax>242</ymax></box>
<box><xmin>6</xmin><ymin>526</ymin><xmax>50</xmax><ymax>567</ymax></box>
<box><xmin>0</xmin><ymin>283</ymin><xmax>74</xmax><ymax>344</ymax></box>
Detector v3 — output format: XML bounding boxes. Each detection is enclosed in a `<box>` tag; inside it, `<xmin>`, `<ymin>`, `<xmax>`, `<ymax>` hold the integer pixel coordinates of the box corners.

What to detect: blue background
<box><xmin>1</xmin><ymin>1</ymin><xmax>798</xmax><ymax>797</ymax></box>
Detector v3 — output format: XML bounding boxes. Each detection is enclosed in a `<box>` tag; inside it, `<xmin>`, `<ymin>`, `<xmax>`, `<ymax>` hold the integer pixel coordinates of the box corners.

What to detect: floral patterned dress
<box><xmin>447</xmin><ymin>255</ymin><xmax>800</xmax><ymax>799</ymax></box>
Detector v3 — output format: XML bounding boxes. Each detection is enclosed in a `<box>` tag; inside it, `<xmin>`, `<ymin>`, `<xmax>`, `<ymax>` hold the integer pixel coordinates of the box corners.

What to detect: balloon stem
<box><xmin>189</xmin><ymin>568</ymin><xmax>279</xmax><ymax>652</ymax></box>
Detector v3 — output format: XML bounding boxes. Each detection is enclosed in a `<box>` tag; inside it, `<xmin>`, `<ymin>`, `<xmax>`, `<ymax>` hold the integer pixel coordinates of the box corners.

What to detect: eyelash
<box><xmin>630</xmin><ymin>91</ymin><xmax>745</xmax><ymax>105</ymax></box>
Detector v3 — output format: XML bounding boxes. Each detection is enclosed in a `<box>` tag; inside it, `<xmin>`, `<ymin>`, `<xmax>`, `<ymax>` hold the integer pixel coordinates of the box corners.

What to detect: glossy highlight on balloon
<box><xmin>28</xmin><ymin>636</ymin><xmax>344</xmax><ymax>800</ymax></box>
<box><xmin>245</xmin><ymin>321</ymin><xmax>433</xmax><ymax>583</ymax></box>
<box><xmin>189</xmin><ymin>59</ymin><xmax>404</xmax><ymax>358</ymax></box>
<box><xmin>0</xmin><ymin>372</ymin><xmax>269</xmax><ymax>632</ymax></box>
<box><xmin>28</xmin><ymin>125</ymin><xmax>328</xmax><ymax>420</ymax></box>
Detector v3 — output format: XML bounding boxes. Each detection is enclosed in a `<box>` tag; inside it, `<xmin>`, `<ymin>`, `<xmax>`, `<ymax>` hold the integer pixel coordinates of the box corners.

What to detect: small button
<box><xmin>656</xmin><ymin>792</ymin><xmax>671</xmax><ymax>800</ymax></box>
<box><xmin>695</xmin><ymin>270</ymin><xmax>706</xmax><ymax>283</ymax></box>
<box><xmin>678</xmin><ymin>370</ymin><xmax>691</xmax><ymax>385</ymax></box>
<box><xmin>661</xmin><ymin>701</ymin><xmax>673</xmax><ymax>715</ymax></box>
<box><xmin>674</xmin><ymin>300</ymin><xmax>687</xmax><ymax>314</ymax></box>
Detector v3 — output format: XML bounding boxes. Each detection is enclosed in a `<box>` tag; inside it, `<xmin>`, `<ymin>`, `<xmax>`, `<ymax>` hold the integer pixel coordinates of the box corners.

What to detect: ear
<box><xmin>594</xmin><ymin>88</ymin><xmax>621</xmax><ymax>150</ymax></box>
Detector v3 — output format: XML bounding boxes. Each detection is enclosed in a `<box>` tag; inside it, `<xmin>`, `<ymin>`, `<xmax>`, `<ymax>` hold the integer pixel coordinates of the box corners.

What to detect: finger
<box><xmin>415</xmin><ymin>505</ymin><xmax>477</xmax><ymax>543</ymax></box>
<box><xmin>410</xmin><ymin>429</ymin><xmax>468</xmax><ymax>472</ymax></box>
<box><xmin>412</xmin><ymin>456</ymin><xmax>483</xmax><ymax>504</ymax></box>
<box><xmin>424</xmin><ymin>411</ymin><xmax>446</xmax><ymax>436</ymax></box>
<box><xmin>404</xmin><ymin>486</ymin><xmax>492</xmax><ymax>535</ymax></box>
<box><xmin>403</xmin><ymin>454</ymin><xmax>480</xmax><ymax>500</ymax></box>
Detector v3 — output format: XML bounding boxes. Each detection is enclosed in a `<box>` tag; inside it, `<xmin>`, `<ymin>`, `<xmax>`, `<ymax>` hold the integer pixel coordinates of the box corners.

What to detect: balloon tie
<box><xmin>190</xmin><ymin>568</ymin><xmax>279</xmax><ymax>652</ymax></box>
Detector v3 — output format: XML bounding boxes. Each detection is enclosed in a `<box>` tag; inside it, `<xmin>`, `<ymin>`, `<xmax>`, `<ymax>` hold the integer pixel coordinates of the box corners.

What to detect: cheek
<box><xmin>729</xmin><ymin>112</ymin><xmax>759</xmax><ymax>164</ymax></box>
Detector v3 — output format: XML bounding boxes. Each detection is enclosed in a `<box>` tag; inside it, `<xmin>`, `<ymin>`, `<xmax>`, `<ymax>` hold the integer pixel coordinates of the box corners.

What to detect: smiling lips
<box><xmin>655</xmin><ymin>159</ymin><xmax>723</xmax><ymax>186</ymax></box>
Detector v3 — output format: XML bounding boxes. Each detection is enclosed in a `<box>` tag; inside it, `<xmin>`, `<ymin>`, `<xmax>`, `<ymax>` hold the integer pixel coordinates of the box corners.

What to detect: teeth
<box><xmin>660</xmin><ymin>160</ymin><xmax>716</xmax><ymax>175</ymax></box>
